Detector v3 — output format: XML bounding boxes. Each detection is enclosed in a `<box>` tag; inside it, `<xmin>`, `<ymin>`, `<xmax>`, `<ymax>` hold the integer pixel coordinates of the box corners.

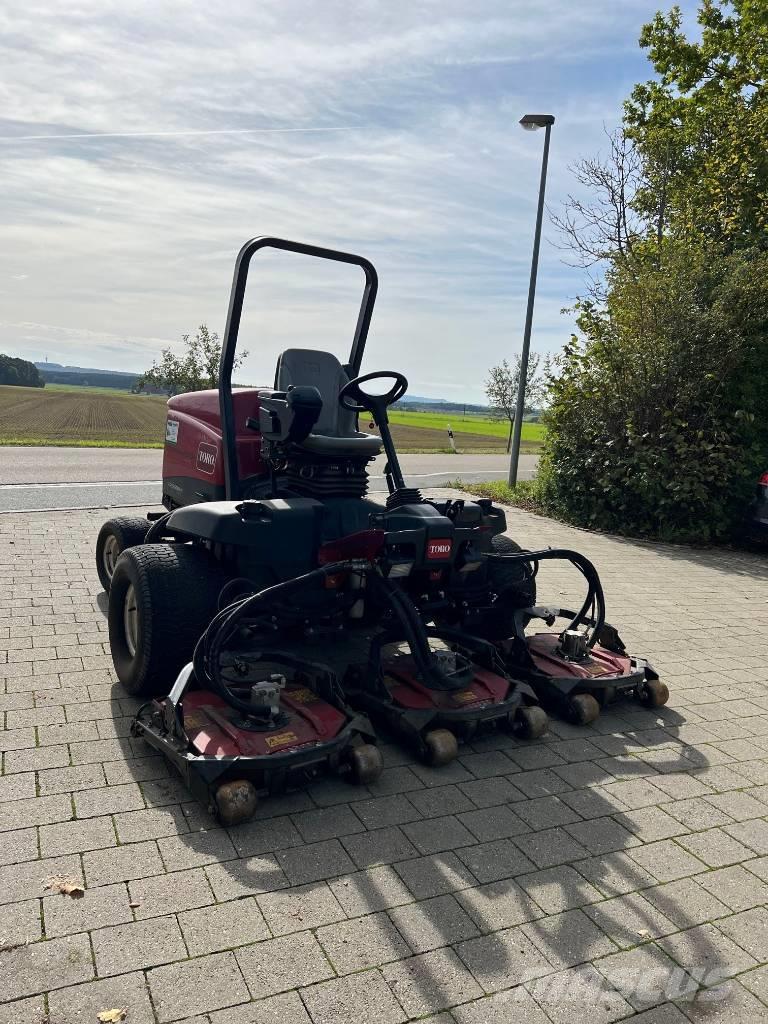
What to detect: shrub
<box><xmin>539</xmin><ymin>243</ymin><xmax>768</xmax><ymax>543</ymax></box>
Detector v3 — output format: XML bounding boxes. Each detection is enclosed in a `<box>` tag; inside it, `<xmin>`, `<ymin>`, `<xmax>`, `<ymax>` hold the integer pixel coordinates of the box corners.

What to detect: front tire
<box><xmin>96</xmin><ymin>517</ymin><xmax>149</xmax><ymax>592</ymax></box>
<box><xmin>108</xmin><ymin>544</ymin><xmax>228</xmax><ymax>697</ymax></box>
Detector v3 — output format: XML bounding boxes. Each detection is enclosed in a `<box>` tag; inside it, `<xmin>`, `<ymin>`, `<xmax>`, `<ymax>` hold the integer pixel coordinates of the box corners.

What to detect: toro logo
<box><xmin>427</xmin><ymin>539</ymin><xmax>452</xmax><ymax>560</ymax></box>
<box><xmin>196</xmin><ymin>442</ymin><xmax>218</xmax><ymax>476</ymax></box>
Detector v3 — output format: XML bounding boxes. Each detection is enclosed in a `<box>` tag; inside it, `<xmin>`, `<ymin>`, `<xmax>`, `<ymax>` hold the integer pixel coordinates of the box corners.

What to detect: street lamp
<box><xmin>508</xmin><ymin>113</ymin><xmax>555</xmax><ymax>487</ymax></box>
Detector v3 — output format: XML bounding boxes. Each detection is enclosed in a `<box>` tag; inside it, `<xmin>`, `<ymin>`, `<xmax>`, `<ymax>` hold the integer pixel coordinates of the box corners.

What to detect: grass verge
<box><xmin>0</xmin><ymin>437</ymin><xmax>164</xmax><ymax>449</ymax></box>
<box><xmin>448</xmin><ymin>477</ymin><xmax>544</xmax><ymax>513</ymax></box>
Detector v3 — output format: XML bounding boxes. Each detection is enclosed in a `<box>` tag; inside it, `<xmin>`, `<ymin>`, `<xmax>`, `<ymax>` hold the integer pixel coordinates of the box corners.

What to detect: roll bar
<box><xmin>218</xmin><ymin>236</ymin><xmax>379</xmax><ymax>500</ymax></box>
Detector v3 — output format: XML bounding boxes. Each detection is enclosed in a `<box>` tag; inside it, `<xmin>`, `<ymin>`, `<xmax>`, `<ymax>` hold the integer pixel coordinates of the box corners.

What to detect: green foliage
<box><xmin>0</xmin><ymin>354</ymin><xmax>44</xmax><ymax>388</ymax></box>
<box><xmin>545</xmin><ymin>1</ymin><xmax>768</xmax><ymax>543</ymax></box>
<box><xmin>540</xmin><ymin>243</ymin><xmax>768</xmax><ymax>542</ymax></box>
<box><xmin>484</xmin><ymin>355</ymin><xmax>546</xmax><ymax>452</ymax></box>
<box><xmin>136</xmin><ymin>325</ymin><xmax>248</xmax><ymax>396</ymax></box>
<box><xmin>626</xmin><ymin>1</ymin><xmax>768</xmax><ymax>251</ymax></box>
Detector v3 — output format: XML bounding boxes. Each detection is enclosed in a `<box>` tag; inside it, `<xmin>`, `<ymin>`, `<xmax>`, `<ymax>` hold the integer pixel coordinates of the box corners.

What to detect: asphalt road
<box><xmin>0</xmin><ymin>447</ymin><xmax>539</xmax><ymax>512</ymax></box>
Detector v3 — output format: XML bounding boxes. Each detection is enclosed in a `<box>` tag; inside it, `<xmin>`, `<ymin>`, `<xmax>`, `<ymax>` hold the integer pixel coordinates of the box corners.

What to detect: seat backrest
<box><xmin>275</xmin><ymin>349</ymin><xmax>356</xmax><ymax>437</ymax></box>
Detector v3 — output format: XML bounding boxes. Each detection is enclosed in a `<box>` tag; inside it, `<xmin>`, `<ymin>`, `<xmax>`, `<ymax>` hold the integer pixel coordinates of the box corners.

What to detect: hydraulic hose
<box><xmin>486</xmin><ymin>547</ymin><xmax>606</xmax><ymax>647</ymax></box>
<box><xmin>196</xmin><ymin>560</ymin><xmax>368</xmax><ymax>717</ymax></box>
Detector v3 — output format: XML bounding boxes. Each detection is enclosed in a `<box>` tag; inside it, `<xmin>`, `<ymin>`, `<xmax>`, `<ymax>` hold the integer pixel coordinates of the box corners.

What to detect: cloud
<box><xmin>0</xmin><ymin>0</ymin><xmax>695</xmax><ymax>401</ymax></box>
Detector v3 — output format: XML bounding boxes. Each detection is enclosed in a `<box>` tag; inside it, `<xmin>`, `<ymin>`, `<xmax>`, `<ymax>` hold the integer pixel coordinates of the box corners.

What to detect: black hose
<box><xmin>197</xmin><ymin>560</ymin><xmax>366</xmax><ymax>717</ymax></box>
<box><xmin>486</xmin><ymin>547</ymin><xmax>606</xmax><ymax>646</ymax></box>
<box><xmin>367</xmin><ymin>574</ymin><xmax>466</xmax><ymax>690</ymax></box>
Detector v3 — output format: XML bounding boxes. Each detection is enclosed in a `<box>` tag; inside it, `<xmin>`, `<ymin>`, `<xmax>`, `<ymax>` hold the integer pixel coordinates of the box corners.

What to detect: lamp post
<box><xmin>508</xmin><ymin>113</ymin><xmax>555</xmax><ymax>487</ymax></box>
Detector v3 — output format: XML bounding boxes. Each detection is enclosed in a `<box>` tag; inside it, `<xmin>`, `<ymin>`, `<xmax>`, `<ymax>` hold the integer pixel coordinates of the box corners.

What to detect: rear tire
<box><xmin>480</xmin><ymin>535</ymin><xmax>537</xmax><ymax>640</ymax></box>
<box><xmin>96</xmin><ymin>517</ymin><xmax>149</xmax><ymax>592</ymax></box>
<box><xmin>108</xmin><ymin>544</ymin><xmax>228</xmax><ymax>697</ymax></box>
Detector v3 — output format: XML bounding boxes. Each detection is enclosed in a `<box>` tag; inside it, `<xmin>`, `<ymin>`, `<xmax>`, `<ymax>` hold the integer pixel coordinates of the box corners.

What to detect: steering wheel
<box><xmin>339</xmin><ymin>371</ymin><xmax>408</xmax><ymax>415</ymax></box>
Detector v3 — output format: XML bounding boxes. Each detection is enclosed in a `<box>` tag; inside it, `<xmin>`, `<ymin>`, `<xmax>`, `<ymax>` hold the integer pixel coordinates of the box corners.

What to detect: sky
<box><xmin>0</xmin><ymin>0</ymin><xmax>699</xmax><ymax>403</ymax></box>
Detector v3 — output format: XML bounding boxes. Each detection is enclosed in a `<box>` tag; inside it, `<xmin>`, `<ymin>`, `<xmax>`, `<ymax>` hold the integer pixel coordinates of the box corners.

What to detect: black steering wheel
<box><xmin>339</xmin><ymin>371</ymin><xmax>408</xmax><ymax>415</ymax></box>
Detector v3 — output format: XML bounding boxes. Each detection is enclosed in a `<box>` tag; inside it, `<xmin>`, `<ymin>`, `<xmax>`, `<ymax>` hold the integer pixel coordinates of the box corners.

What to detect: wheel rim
<box><xmin>123</xmin><ymin>583</ymin><xmax>138</xmax><ymax>657</ymax></box>
<box><xmin>103</xmin><ymin>535</ymin><xmax>120</xmax><ymax>580</ymax></box>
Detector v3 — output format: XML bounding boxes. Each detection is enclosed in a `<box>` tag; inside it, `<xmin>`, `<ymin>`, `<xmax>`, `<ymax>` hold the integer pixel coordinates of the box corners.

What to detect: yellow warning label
<box><xmin>287</xmin><ymin>688</ymin><xmax>316</xmax><ymax>704</ymax></box>
<box><xmin>580</xmin><ymin>660</ymin><xmax>610</xmax><ymax>678</ymax></box>
<box><xmin>266</xmin><ymin>731</ymin><xmax>299</xmax><ymax>749</ymax></box>
<box><xmin>452</xmin><ymin>690</ymin><xmax>477</xmax><ymax>704</ymax></box>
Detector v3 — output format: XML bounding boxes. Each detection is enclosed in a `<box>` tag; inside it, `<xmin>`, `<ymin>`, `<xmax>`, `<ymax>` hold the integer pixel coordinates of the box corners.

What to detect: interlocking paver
<box><xmin>452</xmin><ymin>986</ymin><xmax>551</xmax><ymax>1024</ymax></box>
<box><xmin>276</xmin><ymin>837</ymin><xmax>355</xmax><ymax>884</ymax></box>
<box><xmin>210</xmin><ymin>991</ymin><xmax>311</xmax><ymax>1024</ymax></box>
<box><xmin>526</xmin><ymin>963</ymin><xmax>632</xmax><ymax>1023</ymax></box>
<box><xmin>583</xmin><ymin>891</ymin><xmax>677</xmax><ymax>948</ymax></box>
<box><xmin>40</xmin><ymin>814</ymin><xmax>117</xmax><ymax>855</ymax></box>
<box><xmin>316</xmin><ymin>911</ymin><xmax>410</xmax><ymax>973</ymax></box>
<box><xmin>257</xmin><ymin>880</ymin><xmax>346</xmax><ymax>935</ymax></box>
<box><xmin>394</xmin><ymin>851</ymin><xmax>476</xmax><ymax>899</ymax></box>
<box><xmin>43</xmin><ymin>881</ymin><xmax>133</xmax><ymax>937</ymax></box>
<box><xmin>302</xmin><ymin>969</ymin><xmax>407</xmax><ymax>1024</ymax></box>
<box><xmin>389</xmin><ymin>893</ymin><xmax>479</xmax><ymax>952</ymax></box>
<box><xmin>3</xmin><ymin>502</ymin><xmax>768</xmax><ymax>1022</ymax></box>
<box><xmin>180</xmin><ymin>896</ymin><xmax>270</xmax><ymax>955</ymax></box>
<box><xmin>233</xmin><ymin>930</ymin><xmax>333</xmax><ymax>999</ymax></box>
<box><xmin>523</xmin><ymin>908</ymin><xmax>617</xmax><ymax>969</ymax></box>
<box><xmin>716</xmin><ymin>906</ymin><xmax>768</xmax><ymax>961</ymax></box>
<box><xmin>456</xmin><ymin>878</ymin><xmax>542</xmax><ymax>932</ymax></box>
<box><xmin>455</xmin><ymin>925</ymin><xmax>553</xmax><ymax>992</ymax></box>
<box><xmin>84</xmin><ymin>839</ymin><xmax>165</xmax><ymax>885</ymax></box>
<box><xmin>382</xmin><ymin>949</ymin><xmax>482</xmax><ymax>1017</ymax></box>
<box><xmin>456</xmin><ymin>838</ymin><xmax>535</xmax><ymax>883</ymax></box>
<box><xmin>129</xmin><ymin>866</ymin><xmax>215</xmax><ymax>918</ymax></box>
<box><xmin>0</xmin><ymin>932</ymin><xmax>94</xmax><ymax>1001</ymax></box>
<box><xmin>47</xmin><ymin>971</ymin><xmax>157</xmax><ymax>1024</ymax></box>
<box><xmin>328</xmin><ymin>865</ymin><xmax>413</xmax><ymax>915</ymax></box>
<box><xmin>148</xmin><ymin>951</ymin><xmax>251</xmax><ymax>1021</ymax></box>
<box><xmin>0</xmin><ymin>899</ymin><xmax>43</xmax><ymax>945</ymax></box>
<box><xmin>92</xmin><ymin>915</ymin><xmax>187</xmax><ymax>975</ymax></box>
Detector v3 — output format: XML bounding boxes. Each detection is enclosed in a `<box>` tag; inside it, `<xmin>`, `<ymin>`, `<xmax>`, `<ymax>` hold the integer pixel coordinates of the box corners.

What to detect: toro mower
<box><xmin>100</xmin><ymin>237</ymin><xmax>548</xmax><ymax>823</ymax></box>
<box><xmin>457</xmin><ymin>539</ymin><xmax>668</xmax><ymax>724</ymax></box>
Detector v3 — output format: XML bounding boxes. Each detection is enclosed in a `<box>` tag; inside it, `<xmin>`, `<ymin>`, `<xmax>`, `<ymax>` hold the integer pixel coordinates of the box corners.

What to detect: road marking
<box><xmin>0</xmin><ymin>480</ymin><xmax>161</xmax><ymax>490</ymax></box>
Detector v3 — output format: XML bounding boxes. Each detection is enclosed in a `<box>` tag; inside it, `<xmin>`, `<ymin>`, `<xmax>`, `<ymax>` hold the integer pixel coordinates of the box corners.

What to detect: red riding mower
<box><xmin>461</xmin><ymin>543</ymin><xmax>668</xmax><ymax>725</ymax></box>
<box><xmin>98</xmin><ymin>238</ymin><xmax>548</xmax><ymax>824</ymax></box>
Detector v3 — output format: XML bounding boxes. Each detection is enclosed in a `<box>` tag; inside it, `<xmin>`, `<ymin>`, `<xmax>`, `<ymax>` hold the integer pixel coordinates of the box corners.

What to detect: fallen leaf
<box><xmin>128</xmin><ymin>902</ymin><xmax>141</xmax><ymax>909</ymax></box>
<box><xmin>97</xmin><ymin>1011</ymin><xmax>127</xmax><ymax>1023</ymax></box>
<box><xmin>637</xmin><ymin>929</ymin><xmax>652</xmax><ymax>938</ymax></box>
<box><xmin>44</xmin><ymin>875</ymin><xmax>85</xmax><ymax>899</ymax></box>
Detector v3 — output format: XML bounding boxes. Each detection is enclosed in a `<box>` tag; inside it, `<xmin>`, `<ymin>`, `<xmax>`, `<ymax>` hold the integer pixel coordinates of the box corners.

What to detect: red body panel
<box><xmin>162</xmin><ymin>388</ymin><xmax>268</xmax><ymax>490</ymax></box>
<box><xmin>182</xmin><ymin>687</ymin><xmax>347</xmax><ymax>758</ymax></box>
<box><xmin>384</xmin><ymin>656</ymin><xmax>510</xmax><ymax>710</ymax></box>
<box><xmin>527</xmin><ymin>633</ymin><xmax>632</xmax><ymax>679</ymax></box>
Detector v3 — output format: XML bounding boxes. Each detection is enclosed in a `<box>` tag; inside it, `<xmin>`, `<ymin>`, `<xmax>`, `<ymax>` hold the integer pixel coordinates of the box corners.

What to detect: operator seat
<box><xmin>274</xmin><ymin>348</ymin><xmax>382</xmax><ymax>457</ymax></box>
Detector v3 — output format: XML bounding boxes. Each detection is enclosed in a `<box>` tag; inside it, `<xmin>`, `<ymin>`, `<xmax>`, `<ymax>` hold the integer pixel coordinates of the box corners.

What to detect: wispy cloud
<box><xmin>0</xmin><ymin>0</ymin><xmax>698</xmax><ymax>400</ymax></box>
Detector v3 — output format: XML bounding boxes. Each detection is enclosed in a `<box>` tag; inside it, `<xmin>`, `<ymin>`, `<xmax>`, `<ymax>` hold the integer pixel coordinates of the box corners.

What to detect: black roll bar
<box><xmin>218</xmin><ymin>236</ymin><xmax>379</xmax><ymax>500</ymax></box>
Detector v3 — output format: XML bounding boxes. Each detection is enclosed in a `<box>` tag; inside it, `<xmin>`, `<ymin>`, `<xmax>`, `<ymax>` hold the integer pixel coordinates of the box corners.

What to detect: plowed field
<box><xmin>0</xmin><ymin>385</ymin><xmax>542</xmax><ymax>452</ymax></box>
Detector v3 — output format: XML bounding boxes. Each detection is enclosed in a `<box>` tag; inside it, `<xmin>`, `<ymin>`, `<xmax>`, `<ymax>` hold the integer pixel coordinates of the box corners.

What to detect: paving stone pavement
<box><xmin>1</xmin><ymin>500</ymin><xmax>767</xmax><ymax>1023</ymax></box>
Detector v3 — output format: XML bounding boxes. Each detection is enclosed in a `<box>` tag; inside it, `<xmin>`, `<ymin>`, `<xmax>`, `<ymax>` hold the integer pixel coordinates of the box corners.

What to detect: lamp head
<box><xmin>519</xmin><ymin>114</ymin><xmax>555</xmax><ymax>131</ymax></box>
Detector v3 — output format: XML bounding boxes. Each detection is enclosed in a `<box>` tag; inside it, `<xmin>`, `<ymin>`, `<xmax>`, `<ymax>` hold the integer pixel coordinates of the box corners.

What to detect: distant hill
<box><xmin>35</xmin><ymin>365</ymin><xmax>140</xmax><ymax>390</ymax></box>
<box><xmin>31</xmin><ymin>363</ymin><xmax>489</xmax><ymax>408</ymax></box>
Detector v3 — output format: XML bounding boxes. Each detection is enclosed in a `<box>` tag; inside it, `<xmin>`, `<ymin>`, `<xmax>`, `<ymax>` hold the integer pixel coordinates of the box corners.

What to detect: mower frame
<box><xmin>218</xmin><ymin>237</ymin><xmax>378</xmax><ymax>501</ymax></box>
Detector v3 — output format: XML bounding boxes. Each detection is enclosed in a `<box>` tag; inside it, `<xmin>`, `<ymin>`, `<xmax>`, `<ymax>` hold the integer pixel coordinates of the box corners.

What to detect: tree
<box><xmin>540</xmin><ymin>241</ymin><xmax>768</xmax><ymax>541</ymax></box>
<box><xmin>135</xmin><ymin>325</ymin><xmax>248</xmax><ymax>396</ymax></box>
<box><xmin>485</xmin><ymin>355</ymin><xmax>546</xmax><ymax>452</ymax></box>
<box><xmin>0</xmin><ymin>354</ymin><xmax>44</xmax><ymax>388</ymax></box>
<box><xmin>625</xmin><ymin>0</ymin><xmax>768</xmax><ymax>252</ymax></box>
<box><xmin>540</xmin><ymin>0</ymin><xmax>768</xmax><ymax>542</ymax></box>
